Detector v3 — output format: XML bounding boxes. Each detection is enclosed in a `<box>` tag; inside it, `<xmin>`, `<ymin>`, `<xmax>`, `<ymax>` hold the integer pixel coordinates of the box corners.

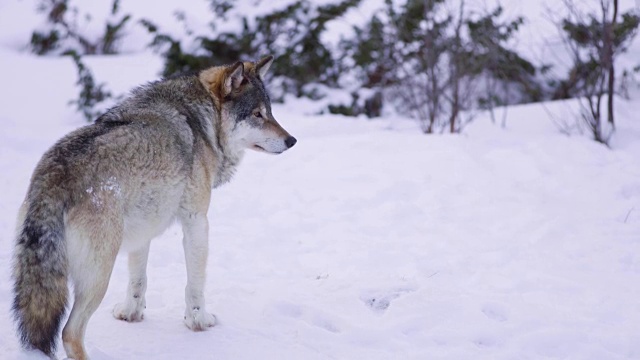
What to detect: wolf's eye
<box><xmin>254</xmin><ymin>111</ymin><xmax>263</xmax><ymax>118</ymax></box>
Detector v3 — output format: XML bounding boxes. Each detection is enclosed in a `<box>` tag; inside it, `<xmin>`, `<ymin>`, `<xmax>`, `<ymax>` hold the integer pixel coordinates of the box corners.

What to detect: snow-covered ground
<box><xmin>2</xmin><ymin>1</ymin><xmax>640</xmax><ymax>359</ymax></box>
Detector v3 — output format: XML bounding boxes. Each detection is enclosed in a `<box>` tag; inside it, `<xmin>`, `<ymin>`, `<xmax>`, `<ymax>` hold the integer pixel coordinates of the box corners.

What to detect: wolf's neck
<box><xmin>210</xmin><ymin>118</ymin><xmax>245</xmax><ymax>188</ymax></box>
<box><xmin>212</xmin><ymin>146</ymin><xmax>244</xmax><ymax>188</ymax></box>
<box><xmin>189</xmin><ymin>101</ymin><xmax>242</xmax><ymax>188</ymax></box>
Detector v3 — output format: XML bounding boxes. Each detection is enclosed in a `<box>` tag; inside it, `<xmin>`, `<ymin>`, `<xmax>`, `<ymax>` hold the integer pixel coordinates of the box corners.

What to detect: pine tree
<box><xmin>556</xmin><ymin>0</ymin><xmax>639</xmax><ymax>144</ymax></box>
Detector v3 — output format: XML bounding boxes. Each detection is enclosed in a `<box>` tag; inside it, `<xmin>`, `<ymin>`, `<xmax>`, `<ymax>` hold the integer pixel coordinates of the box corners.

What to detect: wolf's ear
<box><xmin>224</xmin><ymin>61</ymin><xmax>244</xmax><ymax>96</ymax></box>
<box><xmin>255</xmin><ymin>55</ymin><xmax>274</xmax><ymax>80</ymax></box>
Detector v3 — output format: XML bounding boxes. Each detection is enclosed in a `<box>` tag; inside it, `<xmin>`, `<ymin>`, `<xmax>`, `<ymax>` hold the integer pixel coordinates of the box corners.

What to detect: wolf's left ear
<box><xmin>256</xmin><ymin>55</ymin><xmax>274</xmax><ymax>80</ymax></box>
<box><xmin>224</xmin><ymin>61</ymin><xmax>244</xmax><ymax>96</ymax></box>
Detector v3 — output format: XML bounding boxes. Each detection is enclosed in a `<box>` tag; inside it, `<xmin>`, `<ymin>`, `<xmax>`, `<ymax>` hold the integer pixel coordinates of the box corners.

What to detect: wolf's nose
<box><xmin>285</xmin><ymin>136</ymin><xmax>297</xmax><ymax>148</ymax></box>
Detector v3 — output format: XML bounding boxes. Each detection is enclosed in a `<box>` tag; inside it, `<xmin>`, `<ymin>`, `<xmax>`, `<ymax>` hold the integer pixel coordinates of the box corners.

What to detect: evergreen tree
<box><xmin>555</xmin><ymin>0</ymin><xmax>639</xmax><ymax>144</ymax></box>
<box><xmin>144</xmin><ymin>0</ymin><xmax>361</xmax><ymax>97</ymax></box>
<box><xmin>30</xmin><ymin>0</ymin><xmax>130</xmax><ymax>121</ymax></box>
<box><xmin>31</xmin><ymin>0</ymin><xmax>131</xmax><ymax>55</ymax></box>
<box><xmin>467</xmin><ymin>7</ymin><xmax>539</xmax><ymax>102</ymax></box>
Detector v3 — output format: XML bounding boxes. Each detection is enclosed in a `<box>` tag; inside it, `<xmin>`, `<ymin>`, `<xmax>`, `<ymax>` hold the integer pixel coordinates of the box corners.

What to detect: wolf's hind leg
<box><xmin>180</xmin><ymin>212</ymin><xmax>216</xmax><ymax>331</ymax></box>
<box><xmin>113</xmin><ymin>241</ymin><xmax>151</xmax><ymax>322</ymax></box>
<box><xmin>62</xmin><ymin>220</ymin><xmax>121</xmax><ymax>360</ymax></box>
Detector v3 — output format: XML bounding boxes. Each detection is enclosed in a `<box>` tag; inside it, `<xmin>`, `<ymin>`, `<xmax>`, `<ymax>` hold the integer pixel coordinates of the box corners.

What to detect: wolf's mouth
<box><xmin>252</xmin><ymin>144</ymin><xmax>283</xmax><ymax>154</ymax></box>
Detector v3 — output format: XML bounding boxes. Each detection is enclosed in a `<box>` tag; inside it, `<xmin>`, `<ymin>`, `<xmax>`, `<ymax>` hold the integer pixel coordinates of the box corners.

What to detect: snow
<box><xmin>1</xmin><ymin>1</ymin><xmax>640</xmax><ymax>359</ymax></box>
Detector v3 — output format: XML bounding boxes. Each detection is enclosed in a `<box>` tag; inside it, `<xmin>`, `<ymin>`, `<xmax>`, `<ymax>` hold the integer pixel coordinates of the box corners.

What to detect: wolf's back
<box><xmin>12</xmin><ymin>170</ymin><xmax>69</xmax><ymax>356</ymax></box>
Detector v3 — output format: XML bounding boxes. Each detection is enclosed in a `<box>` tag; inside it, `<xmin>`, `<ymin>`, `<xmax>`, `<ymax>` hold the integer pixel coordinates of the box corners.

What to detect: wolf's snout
<box><xmin>285</xmin><ymin>136</ymin><xmax>297</xmax><ymax>149</ymax></box>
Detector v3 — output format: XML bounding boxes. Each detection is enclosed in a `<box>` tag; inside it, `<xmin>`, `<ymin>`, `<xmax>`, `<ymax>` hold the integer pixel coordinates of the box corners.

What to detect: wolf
<box><xmin>11</xmin><ymin>55</ymin><xmax>296</xmax><ymax>360</ymax></box>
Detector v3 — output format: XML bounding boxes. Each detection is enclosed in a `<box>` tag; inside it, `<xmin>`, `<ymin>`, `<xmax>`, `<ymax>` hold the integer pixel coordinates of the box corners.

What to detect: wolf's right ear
<box><xmin>224</xmin><ymin>61</ymin><xmax>244</xmax><ymax>96</ymax></box>
<box><xmin>255</xmin><ymin>55</ymin><xmax>274</xmax><ymax>79</ymax></box>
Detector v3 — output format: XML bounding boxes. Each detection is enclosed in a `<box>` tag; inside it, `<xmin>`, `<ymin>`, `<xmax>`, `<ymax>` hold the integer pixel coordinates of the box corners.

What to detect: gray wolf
<box><xmin>12</xmin><ymin>56</ymin><xmax>296</xmax><ymax>360</ymax></box>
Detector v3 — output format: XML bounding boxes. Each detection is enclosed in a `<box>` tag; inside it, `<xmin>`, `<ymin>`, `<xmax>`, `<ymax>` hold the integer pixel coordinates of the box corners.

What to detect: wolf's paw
<box><xmin>113</xmin><ymin>302</ymin><xmax>145</xmax><ymax>322</ymax></box>
<box><xmin>184</xmin><ymin>307</ymin><xmax>217</xmax><ymax>331</ymax></box>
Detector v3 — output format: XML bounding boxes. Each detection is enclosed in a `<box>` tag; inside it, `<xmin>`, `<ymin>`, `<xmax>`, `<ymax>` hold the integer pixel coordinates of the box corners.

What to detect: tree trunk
<box><xmin>606</xmin><ymin>0</ymin><xmax>618</xmax><ymax>127</ymax></box>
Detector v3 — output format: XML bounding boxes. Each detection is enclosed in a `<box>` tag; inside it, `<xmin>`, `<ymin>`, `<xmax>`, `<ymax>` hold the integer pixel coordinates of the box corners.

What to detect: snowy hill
<box><xmin>1</xmin><ymin>1</ymin><xmax>640</xmax><ymax>359</ymax></box>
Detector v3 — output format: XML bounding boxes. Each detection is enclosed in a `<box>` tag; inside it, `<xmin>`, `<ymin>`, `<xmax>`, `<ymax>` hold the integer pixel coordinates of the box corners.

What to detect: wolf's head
<box><xmin>199</xmin><ymin>56</ymin><xmax>296</xmax><ymax>154</ymax></box>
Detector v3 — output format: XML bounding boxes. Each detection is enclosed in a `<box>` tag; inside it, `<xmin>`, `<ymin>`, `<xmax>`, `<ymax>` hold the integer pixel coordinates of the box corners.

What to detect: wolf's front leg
<box><xmin>180</xmin><ymin>213</ymin><xmax>217</xmax><ymax>330</ymax></box>
<box><xmin>113</xmin><ymin>242</ymin><xmax>150</xmax><ymax>322</ymax></box>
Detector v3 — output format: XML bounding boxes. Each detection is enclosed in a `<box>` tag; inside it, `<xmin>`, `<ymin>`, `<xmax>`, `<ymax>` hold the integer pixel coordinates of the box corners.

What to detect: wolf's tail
<box><xmin>12</xmin><ymin>194</ymin><xmax>68</xmax><ymax>357</ymax></box>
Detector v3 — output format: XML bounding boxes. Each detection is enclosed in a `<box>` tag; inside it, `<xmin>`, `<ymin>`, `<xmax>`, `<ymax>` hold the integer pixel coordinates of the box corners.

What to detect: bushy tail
<box><xmin>12</xmin><ymin>199</ymin><xmax>68</xmax><ymax>357</ymax></box>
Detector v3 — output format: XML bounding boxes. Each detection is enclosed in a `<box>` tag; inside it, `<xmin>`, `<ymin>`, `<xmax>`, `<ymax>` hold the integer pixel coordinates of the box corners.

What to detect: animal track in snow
<box><xmin>272</xmin><ymin>301</ymin><xmax>303</xmax><ymax>319</ymax></box>
<box><xmin>474</xmin><ymin>335</ymin><xmax>498</xmax><ymax>348</ymax></box>
<box><xmin>360</xmin><ymin>287</ymin><xmax>416</xmax><ymax>314</ymax></box>
<box><xmin>481</xmin><ymin>302</ymin><xmax>508</xmax><ymax>322</ymax></box>
<box><xmin>310</xmin><ymin>315</ymin><xmax>341</xmax><ymax>333</ymax></box>
<box><xmin>271</xmin><ymin>301</ymin><xmax>341</xmax><ymax>333</ymax></box>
